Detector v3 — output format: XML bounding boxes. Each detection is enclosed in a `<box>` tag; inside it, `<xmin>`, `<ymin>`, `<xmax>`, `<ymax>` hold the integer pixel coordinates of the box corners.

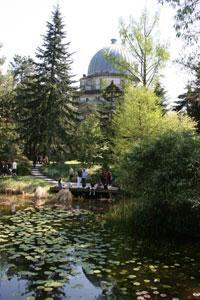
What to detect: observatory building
<box><xmin>78</xmin><ymin>39</ymin><xmax>128</xmax><ymax>115</ymax></box>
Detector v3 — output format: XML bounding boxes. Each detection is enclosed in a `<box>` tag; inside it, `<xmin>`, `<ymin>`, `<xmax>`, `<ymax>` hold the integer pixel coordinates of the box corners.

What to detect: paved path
<box><xmin>31</xmin><ymin>164</ymin><xmax>78</xmax><ymax>188</ymax></box>
<box><xmin>31</xmin><ymin>165</ymin><xmax>58</xmax><ymax>185</ymax></box>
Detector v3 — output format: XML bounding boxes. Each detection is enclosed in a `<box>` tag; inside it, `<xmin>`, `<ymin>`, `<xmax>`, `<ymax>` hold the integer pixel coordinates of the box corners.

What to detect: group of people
<box><xmin>68</xmin><ymin>167</ymin><xmax>89</xmax><ymax>187</ymax></box>
<box><xmin>33</xmin><ymin>154</ymin><xmax>48</xmax><ymax>167</ymax></box>
<box><xmin>76</xmin><ymin>168</ymin><xmax>88</xmax><ymax>188</ymax></box>
<box><xmin>71</xmin><ymin>167</ymin><xmax>113</xmax><ymax>189</ymax></box>
<box><xmin>0</xmin><ymin>160</ymin><xmax>17</xmax><ymax>176</ymax></box>
<box><xmin>56</xmin><ymin>168</ymin><xmax>88</xmax><ymax>190</ymax></box>
<box><xmin>56</xmin><ymin>167</ymin><xmax>113</xmax><ymax>191</ymax></box>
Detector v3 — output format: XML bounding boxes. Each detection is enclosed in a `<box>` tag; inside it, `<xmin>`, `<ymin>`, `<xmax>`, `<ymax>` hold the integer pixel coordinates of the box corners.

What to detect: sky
<box><xmin>0</xmin><ymin>0</ymin><xmax>191</xmax><ymax>104</ymax></box>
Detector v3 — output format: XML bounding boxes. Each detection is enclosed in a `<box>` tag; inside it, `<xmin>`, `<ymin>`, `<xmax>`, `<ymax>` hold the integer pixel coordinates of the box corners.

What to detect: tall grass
<box><xmin>105</xmin><ymin>198</ymin><xmax>136</xmax><ymax>233</ymax></box>
<box><xmin>0</xmin><ymin>176</ymin><xmax>51</xmax><ymax>193</ymax></box>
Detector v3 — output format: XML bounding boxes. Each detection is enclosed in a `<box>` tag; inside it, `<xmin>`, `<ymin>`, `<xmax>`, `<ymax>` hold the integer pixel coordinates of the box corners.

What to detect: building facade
<box><xmin>78</xmin><ymin>39</ymin><xmax>128</xmax><ymax>116</ymax></box>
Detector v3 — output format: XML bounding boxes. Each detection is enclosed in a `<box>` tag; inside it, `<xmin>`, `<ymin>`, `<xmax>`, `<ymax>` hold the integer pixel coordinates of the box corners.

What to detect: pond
<box><xmin>0</xmin><ymin>195</ymin><xmax>199</xmax><ymax>300</ymax></box>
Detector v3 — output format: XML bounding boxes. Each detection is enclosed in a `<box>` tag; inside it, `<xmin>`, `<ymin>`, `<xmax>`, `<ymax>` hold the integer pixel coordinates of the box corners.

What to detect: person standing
<box><xmin>33</xmin><ymin>155</ymin><xmax>37</xmax><ymax>168</ymax></box>
<box><xmin>81</xmin><ymin>169</ymin><xmax>88</xmax><ymax>188</ymax></box>
<box><xmin>101</xmin><ymin>170</ymin><xmax>107</xmax><ymax>188</ymax></box>
<box><xmin>12</xmin><ymin>160</ymin><xmax>17</xmax><ymax>175</ymax></box>
<box><xmin>69</xmin><ymin>167</ymin><xmax>74</xmax><ymax>181</ymax></box>
<box><xmin>77</xmin><ymin>168</ymin><xmax>82</xmax><ymax>188</ymax></box>
<box><xmin>107</xmin><ymin>170</ymin><xmax>112</xmax><ymax>186</ymax></box>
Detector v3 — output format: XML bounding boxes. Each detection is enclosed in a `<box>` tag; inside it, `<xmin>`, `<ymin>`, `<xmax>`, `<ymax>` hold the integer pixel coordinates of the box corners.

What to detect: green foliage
<box><xmin>134</xmin><ymin>197</ymin><xmax>200</xmax><ymax>238</ymax></box>
<box><xmin>14</xmin><ymin>7</ymin><xmax>77</xmax><ymax>159</ymax></box>
<box><xmin>105</xmin><ymin>199</ymin><xmax>135</xmax><ymax>233</ymax></box>
<box><xmin>153</xmin><ymin>81</ymin><xmax>168</xmax><ymax>114</ymax></box>
<box><xmin>159</xmin><ymin>0</ymin><xmax>200</xmax><ymax>42</ymax></box>
<box><xmin>109</xmin><ymin>130</ymin><xmax>200</xmax><ymax>237</ymax></box>
<box><xmin>112</xmin><ymin>85</ymin><xmax>196</xmax><ymax>161</ymax></box>
<box><xmin>112</xmin><ymin>85</ymin><xmax>163</xmax><ymax>158</ymax></box>
<box><xmin>75</xmin><ymin>113</ymin><xmax>108</xmax><ymax>165</ymax></box>
<box><xmin>162</xmin><ymin>111</ymin><xmax>196</xmax><ymax>132</ymax></box>
<box><xmin>0</xmin><ymin>47</ymin><xmax>25</xmax><ymax>160</ymax></box>
<box><xmin>106</xmin><ymin>197</ymin><xmax>200</xmax><ymax>238</ymax></box>
<box><xmin>0</xmin><ymin>176</ymin><xmax>51</xmax><ymax>193</ymax></box>
<box><xmin>9</xmin><ymin>55</ymin><xmax>34</xmax><ymax>84</ymax></box>
<box><xmin>116</xmin><ymin>130</ymin><xmax>200</xmax><ymax>198</ymax></box>
<box><xmin>112</xmin><ymin>9</ymin><xmax>169</xmax><ymax>86</ymax></box>
<box><xmin>173</xmin><ymin>63</ymin><xmax>200</xmax><ymax>132</ymax></box>
<box><xmin>41</xmin><ymin>162</ymin><xmax>71</xmax><ymax>181</ymax></box>
<box><xmin>17</xmin><ymin>159</ymin><xmax>31</xmax><ymax>175</ymax></box>
<box><xmin>99</xmin><ymin>81</ymin><xmax>123</xmax><ymax>138</ymax></box>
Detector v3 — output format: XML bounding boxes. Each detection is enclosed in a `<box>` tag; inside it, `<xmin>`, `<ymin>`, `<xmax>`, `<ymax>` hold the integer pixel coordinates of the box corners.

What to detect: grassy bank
<box><xmin>0</xmin><ymin>176</ymin><xmax>51</xmax><ymax>194</ymax></box>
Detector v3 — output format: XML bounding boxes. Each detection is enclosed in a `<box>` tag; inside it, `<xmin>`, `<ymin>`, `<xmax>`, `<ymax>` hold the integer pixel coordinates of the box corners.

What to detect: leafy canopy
<box><xmin>112</xmin><ymin>85</ymin><xmax>196</xmax><ymax>161</ymax></box>
<box><xmin>106</xmin><ymin>9</ymin><xmax>169</xmax><ymax>87</ymax></box>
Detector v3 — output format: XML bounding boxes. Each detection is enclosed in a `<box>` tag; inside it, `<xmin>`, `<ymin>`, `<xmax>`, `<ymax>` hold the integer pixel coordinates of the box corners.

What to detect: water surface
<box><xmin>0</xmin><ymin>195</ymin><xmax>199</xmax><ymax>300</ymax></box>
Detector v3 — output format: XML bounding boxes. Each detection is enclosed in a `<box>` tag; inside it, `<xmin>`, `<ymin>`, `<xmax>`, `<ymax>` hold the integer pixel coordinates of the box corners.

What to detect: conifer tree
<box><xmin>15</xmin><ymin>6</ymin><xmax>76</xmax><ymax>159</ymax></box>
<box><xmin>153</xmin><ymin>81</ymin><xmax>168</xmax><ymax>114</ymax></box>
<box><xmin>99</xmin><ymin>80</ymin><xmax>123</xmax><ymax>137</ymax></box>
<box><xmin>173</xmin><ymin>63</ymin><xmax>200</xmax><ymax>132</ymax></box>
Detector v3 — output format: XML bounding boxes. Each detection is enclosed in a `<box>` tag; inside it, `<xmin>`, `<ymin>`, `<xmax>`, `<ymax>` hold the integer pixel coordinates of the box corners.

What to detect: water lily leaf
<box><xmin>44</xmin><ymin>287</ymin><xmax>53</xmax><ymax>292</ymax></box>
<box><xmin>93</xmin><ymin>270</ymin><xmax>101</xmax><ymax>274</ymax></box>
<box><xmin>133</xmin><ymin>281</ymin><xmax>140</xmax><ymax>286</ymax></box>
<box><xmin>128</xmin><ymin>275</ymin><xmax>136</xmax><ymax>279</ymax></box>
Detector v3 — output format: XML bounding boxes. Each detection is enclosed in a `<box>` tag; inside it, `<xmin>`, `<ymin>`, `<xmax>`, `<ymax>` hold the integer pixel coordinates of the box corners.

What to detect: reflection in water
<box><xmin>0</xmin><ymin>276</ymin><xmax>29</xmax><ymax>300</ymax></box>
<box><xmin>11</xmin><ymin>203</ymin><xmax>16</xmax><ymax>214</ymax></box>
<box><xmin>64</xmin><ymin>265</ymin><xmax>102</xmax><ymax>299</ymax></box>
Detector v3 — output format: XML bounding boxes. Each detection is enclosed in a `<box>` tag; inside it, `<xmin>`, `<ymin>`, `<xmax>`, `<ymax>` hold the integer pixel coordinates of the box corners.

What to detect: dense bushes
<box><xmin>17</xmin><ymin>158</ymin><xmax>31</xmax><ymax>175</ymax></box>
<box><xmin>116</xmin><ymin>130</ymin><xmax>200</xmax><ymax>200</ymax></box>
<box><xmin>110</xmin><ymin>130</ymin><xmax>200</xmax><ymax>238</ymax></box>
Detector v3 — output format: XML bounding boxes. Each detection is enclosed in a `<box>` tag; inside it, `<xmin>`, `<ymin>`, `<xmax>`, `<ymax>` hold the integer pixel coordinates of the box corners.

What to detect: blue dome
<box><xmin>87</xmin><ymin>39</ymin><xmax>127</xmax><ymax>76</ymax></box>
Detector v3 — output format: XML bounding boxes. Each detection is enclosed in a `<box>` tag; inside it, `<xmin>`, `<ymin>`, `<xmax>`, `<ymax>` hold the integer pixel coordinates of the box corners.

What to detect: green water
<box><xmin>0</xmin><ymin>196</ymin><xmax>199</xmax><ymax>300</ymax></box>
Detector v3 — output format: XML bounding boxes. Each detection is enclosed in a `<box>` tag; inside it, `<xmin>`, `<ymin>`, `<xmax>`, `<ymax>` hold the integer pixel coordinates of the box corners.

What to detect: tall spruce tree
<box><xmin>15</xmin><ymin>6</ymin><xmax>76</xmax><ymax>159</ymax></box>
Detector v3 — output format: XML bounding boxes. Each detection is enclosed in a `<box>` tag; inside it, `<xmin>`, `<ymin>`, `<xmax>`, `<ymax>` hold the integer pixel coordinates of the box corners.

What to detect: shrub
<box><xmin>111</xmin><ymin>130</ymin><xmax>200</xmax><ymax>238</ymax></box>
<box><xmin>116</xmin><ymin>130</ymin><xmax>200</xmax><ymax>201</ymax></box>
<box><xmin>18</xmin><ymin>159</ymin><xmax>31</xmax><ymax>175</ymax></box>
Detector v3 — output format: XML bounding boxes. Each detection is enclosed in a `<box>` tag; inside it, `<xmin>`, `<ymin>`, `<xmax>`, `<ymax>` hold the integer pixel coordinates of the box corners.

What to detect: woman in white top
<box><xmin>12</xmin><ymin>161</ymin><xmax>17</xmax><ymax>175</ymax></box>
